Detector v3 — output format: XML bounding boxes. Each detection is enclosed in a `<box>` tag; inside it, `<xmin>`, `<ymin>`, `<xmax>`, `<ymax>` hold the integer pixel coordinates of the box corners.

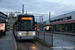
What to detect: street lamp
<box><xmin>49</xmin><ymin>12</ymin><xmax>51</xmax><ymax>24</ymax></box>
<box><xmin>39</xmin><ymin>13</ymin><xmax>48</xmax><ymax>30</ymax></box>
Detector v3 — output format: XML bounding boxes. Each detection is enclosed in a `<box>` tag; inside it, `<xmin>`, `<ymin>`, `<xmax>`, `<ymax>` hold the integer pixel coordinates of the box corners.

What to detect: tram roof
<box><xmin>17</xmin><ymin>14</ymin><xmax>34</xmax><ymax>17</ymax></box>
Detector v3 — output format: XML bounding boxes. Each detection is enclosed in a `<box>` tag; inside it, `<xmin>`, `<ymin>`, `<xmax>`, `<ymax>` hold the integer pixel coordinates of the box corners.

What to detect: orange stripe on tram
<box><xmin>21</xmin><ymin>17</ymin><xmax>32</xmax><ymax>20</ymax></box>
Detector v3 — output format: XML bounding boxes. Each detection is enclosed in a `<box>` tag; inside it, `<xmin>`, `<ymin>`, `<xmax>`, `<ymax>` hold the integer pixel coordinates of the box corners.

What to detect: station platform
<box><xmin>0</xmin><ymin>31</ymin><xmax>16</xmax><ymax>50</ymax></box>
<box><xmin>37</xmin><ymin>31</ymin><xmax>75</xmax><ymax>50</ymax></box>
<box><xmin>53</xmin><ymin>31</ymin><xmax>75</xmax><ymax>35</ymax></box>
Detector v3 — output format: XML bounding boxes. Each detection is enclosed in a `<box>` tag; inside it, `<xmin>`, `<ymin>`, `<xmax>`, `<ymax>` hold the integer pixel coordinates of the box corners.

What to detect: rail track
<box><xmin>16</xmin><ymin>40</ymin><xmax>43</xmax><ymax>50</ymax></box>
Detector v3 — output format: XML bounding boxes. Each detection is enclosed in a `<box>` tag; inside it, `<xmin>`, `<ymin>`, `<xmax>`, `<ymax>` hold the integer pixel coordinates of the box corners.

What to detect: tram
<box><xmin>13</xmin><ymin>14</ymin><xmax>36</xmax><ymax>40</ymax></box>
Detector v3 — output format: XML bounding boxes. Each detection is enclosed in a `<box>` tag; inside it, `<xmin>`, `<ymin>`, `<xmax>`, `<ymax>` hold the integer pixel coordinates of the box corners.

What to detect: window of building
<box><xmin>52</xmin><ymin>20</ymin><xmax>55</xmax><ymax>22</ymax></box>
<box><xmin>57</xmin><ymin>19</ymin><xmax>60</xmax><ymax>21</ymax></box>
<box><xmin>50</xmin><ymin>21</ymin><xmax>52</xmax><ymax>23</ymax></box>
<box><xmin>54</xmin><ymin>20</ymin><xmax>56</xmax><ymax>22</ymax></box>
<box><xmin>67</xmin><ymin>16</ymin><xmax>71</xmax><ymax>20</ymax></box>
<box><xmin>51</xmin><ymin>20</ymin><xmax>53</xmax><ymax>23</ymax></box>
<box><xmin>60</xmin><ymin>18</ymin><xmax>63</xmax><ymax>21</ymax></box>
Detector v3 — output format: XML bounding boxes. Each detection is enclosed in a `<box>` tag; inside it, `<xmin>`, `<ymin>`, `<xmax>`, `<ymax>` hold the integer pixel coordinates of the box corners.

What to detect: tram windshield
<box><xmin>18</xmin><ymin>19</ymin><xmax>35</xmax><ymax>31</ymax></box>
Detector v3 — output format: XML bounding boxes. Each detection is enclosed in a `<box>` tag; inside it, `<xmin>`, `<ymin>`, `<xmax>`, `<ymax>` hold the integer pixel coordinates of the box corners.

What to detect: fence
<box><xmin>36</xmin><ymin>30</ymin><xmax>53</xmax><ymax>47</ymax></box>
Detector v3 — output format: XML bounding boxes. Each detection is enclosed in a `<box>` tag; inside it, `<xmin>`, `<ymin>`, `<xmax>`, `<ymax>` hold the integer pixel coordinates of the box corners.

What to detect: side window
<box><xmin>15</xmin><ymin>25</ymin><xmax>16</xmax><ymax>30</ymax></box>
<box><xmin>15</xmin><ymin>25</ymin><xmax>18</xmax><ymax>30</ymax></box>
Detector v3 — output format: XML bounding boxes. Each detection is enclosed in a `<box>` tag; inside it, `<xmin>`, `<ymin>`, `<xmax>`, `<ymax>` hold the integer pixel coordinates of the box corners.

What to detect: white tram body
<box><xmin>13</xmin><ymin>14</ymin><xmax>36</xmax><ymax>40</ymax></box>
<box><xmin>14</xmin><ymin>31</ymin><xmax>36</xmax><ymax>40</ymax></box>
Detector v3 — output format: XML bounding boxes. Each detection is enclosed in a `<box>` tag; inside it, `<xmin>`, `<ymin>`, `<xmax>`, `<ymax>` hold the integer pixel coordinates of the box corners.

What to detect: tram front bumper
<box><xmin>17</xmin><ymin>36</ymin><xmax>36</xmax><ymax>40</ymax></box>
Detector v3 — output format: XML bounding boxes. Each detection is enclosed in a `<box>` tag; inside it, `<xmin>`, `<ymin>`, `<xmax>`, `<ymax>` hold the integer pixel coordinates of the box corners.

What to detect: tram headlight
<box><xmin>19</xmin><ymin>33</ymin><xmax>22</xmax><ymax>35</ymax></box>
<box><xmin>32</xmin><ymin>32</ymin><xmax>35</xmax><ymax>35</ymax></box>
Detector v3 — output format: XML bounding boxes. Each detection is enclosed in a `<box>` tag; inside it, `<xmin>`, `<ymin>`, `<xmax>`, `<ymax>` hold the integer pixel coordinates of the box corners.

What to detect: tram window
<box><xmin>18</xmin><ymin>20</ymin><xmax>35</xmax><ymax>30</ymax></box>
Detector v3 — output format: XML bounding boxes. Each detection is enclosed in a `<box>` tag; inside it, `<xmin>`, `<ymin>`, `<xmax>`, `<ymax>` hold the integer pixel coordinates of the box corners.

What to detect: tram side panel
<box><xmin>13</xmin><ymin>24</ymin><xmax>17</xmax><ymax>37</ymax></box>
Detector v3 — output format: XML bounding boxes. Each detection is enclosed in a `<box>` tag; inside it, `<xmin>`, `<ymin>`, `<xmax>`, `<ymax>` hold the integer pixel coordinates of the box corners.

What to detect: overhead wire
<box><xmin>45</xmin><ymin>0</ymin><xmax>75</xmax><ymax>17</ymax></box>
<box><xmin>53</xmin><ymin>3</ymin><xmax>75</xmax><ymax>15</ymax></box>
<box><xmin>48</xmin><ymin>0</ymin><xmax>63</xmax><ymax>8</ymax></box>
<box><xmin>43</xmin><ymin>0</ymin><xmax>63</xmax><ymax>10</ymax></box>
<box><xmin>43</xmin><ymin>0</ymin><xmax>75</xmax><ymax>13</ymax></box>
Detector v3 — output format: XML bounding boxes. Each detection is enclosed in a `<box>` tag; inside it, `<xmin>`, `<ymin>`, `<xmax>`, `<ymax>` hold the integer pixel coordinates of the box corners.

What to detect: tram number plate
<box><xmin>26</xmin><ymin>32</ymin><xmax>29</xmax><ymax>36</ymax></box>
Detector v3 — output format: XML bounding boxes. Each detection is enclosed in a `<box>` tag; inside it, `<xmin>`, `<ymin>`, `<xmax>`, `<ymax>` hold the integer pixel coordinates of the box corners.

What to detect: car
<box><xmin>6</xmin><ymin>27</ymin><xmax>9</xmax><ymax>31</ymax></box>
<box><xmin>43</xmin><ymin>27</ymin><xmax>46</xmax><ymax>30</ymax></box>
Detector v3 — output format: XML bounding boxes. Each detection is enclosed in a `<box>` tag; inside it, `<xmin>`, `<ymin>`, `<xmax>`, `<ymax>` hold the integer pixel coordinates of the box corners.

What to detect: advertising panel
<box><xmin>0</xmin><ymin>23</ymin><xmax>5</xmax><ymax>30</ymax></box>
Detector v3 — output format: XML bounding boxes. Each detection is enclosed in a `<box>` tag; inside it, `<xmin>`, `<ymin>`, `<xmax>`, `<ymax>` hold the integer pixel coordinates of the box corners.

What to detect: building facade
<box><xmin>45</xmin><ymin>11</ymin><xmax>75</xmax><ymax>32</ymax></box>
<box><xmin>0</xmin><ymin>11</ymin><xmax>8</xmax><ymax>22</ymax></box>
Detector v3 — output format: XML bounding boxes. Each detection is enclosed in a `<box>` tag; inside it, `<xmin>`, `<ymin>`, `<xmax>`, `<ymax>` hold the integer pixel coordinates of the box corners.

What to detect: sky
<box><xmin>0</xmin><ymin>0</ymin><xmax>75</xmax><ymax>22</ymax></box>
